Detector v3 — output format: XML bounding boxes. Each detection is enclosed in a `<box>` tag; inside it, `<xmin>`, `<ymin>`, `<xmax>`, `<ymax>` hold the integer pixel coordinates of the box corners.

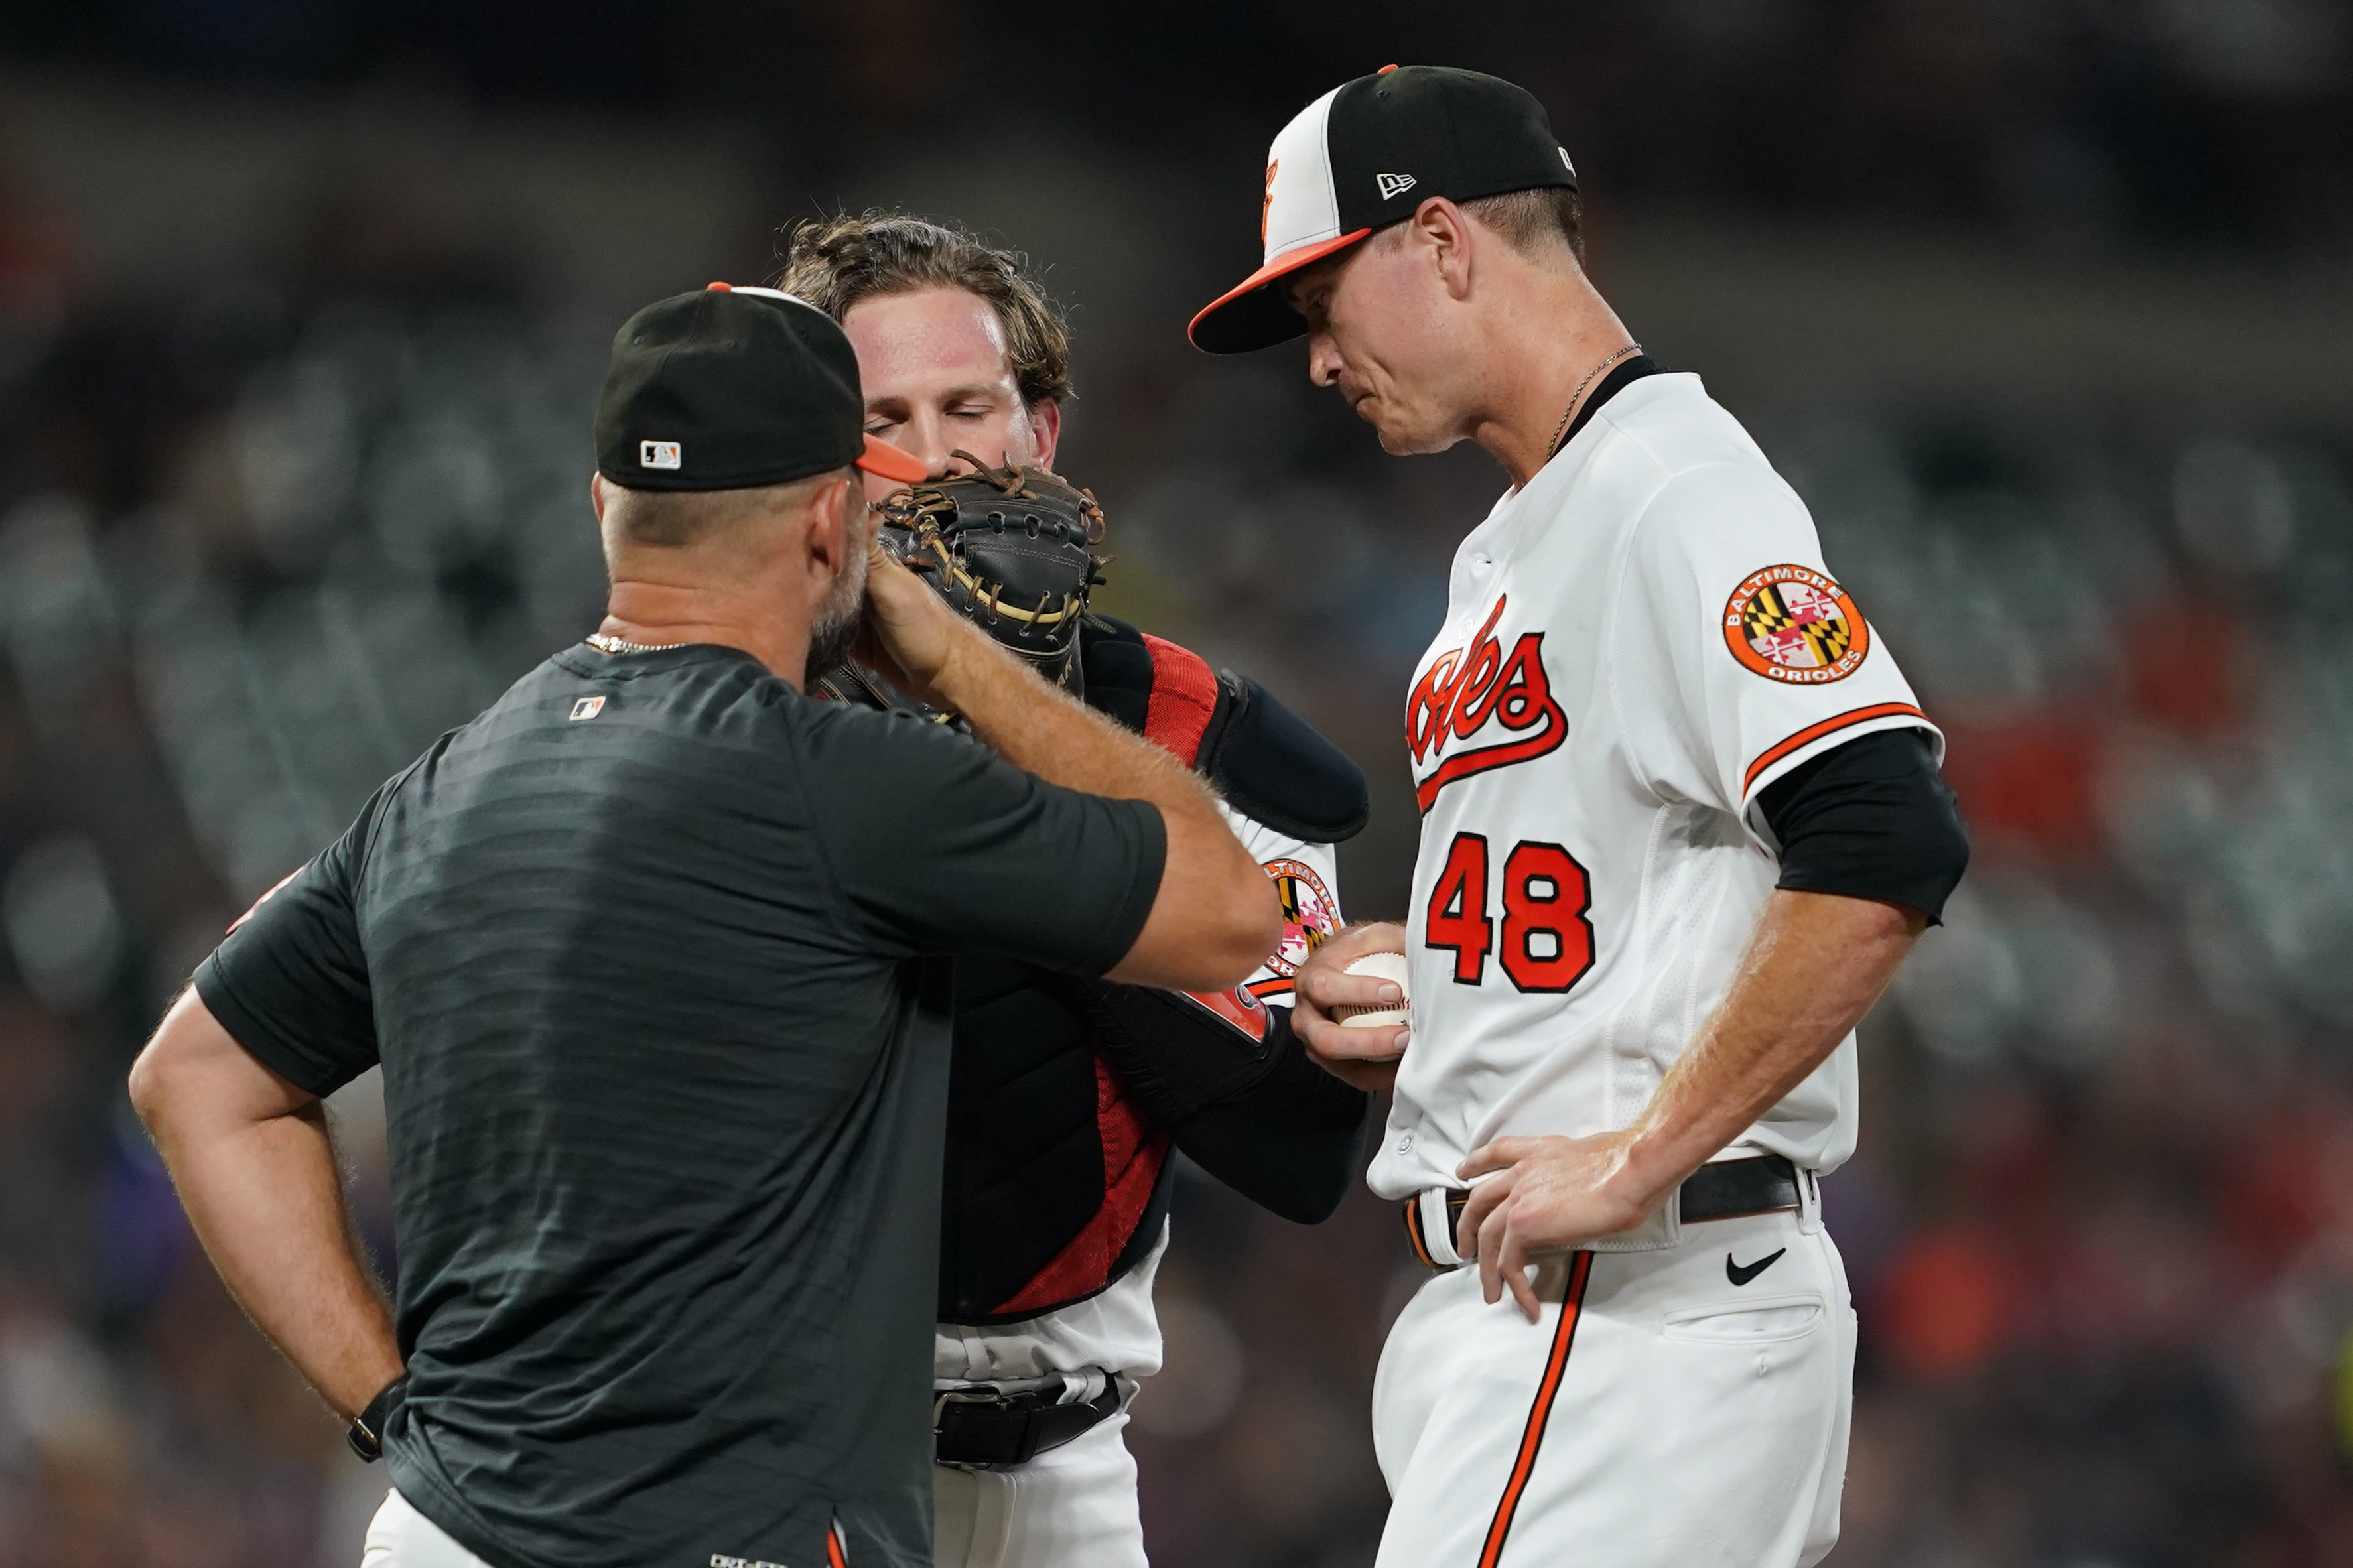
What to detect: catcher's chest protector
<box><xmin>935</xmin><ymin>624</ymin><xmax>1225</xmax><ymax>1325</ymax></box>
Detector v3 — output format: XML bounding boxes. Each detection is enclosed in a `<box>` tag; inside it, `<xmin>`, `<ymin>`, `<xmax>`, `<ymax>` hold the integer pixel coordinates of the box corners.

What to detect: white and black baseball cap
<box><xmin>1188</xmin><ymin>65</ymin><xmax>1578</xmax><ymax>356</ymax></box>
<box><xmin>596</xmin><ymin>283</ymin><xmax>927</xmax><ymax>491</ymax></box>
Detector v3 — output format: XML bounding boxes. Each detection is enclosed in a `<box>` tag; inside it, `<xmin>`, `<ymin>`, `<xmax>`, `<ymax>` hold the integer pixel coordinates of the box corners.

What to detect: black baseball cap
<box><xmin>596</xmin><ymin>283</ymin><xmax>927</xmax><ymax>491</ymax></box>
<box><xmin>1188</xmin><ymin>66</ymin><xmax>1579</xmax><ymax>355</ymax></box>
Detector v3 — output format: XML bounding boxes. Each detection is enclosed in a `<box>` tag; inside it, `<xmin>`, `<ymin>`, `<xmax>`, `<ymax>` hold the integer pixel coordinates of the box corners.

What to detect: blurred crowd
<box><xmin>2</xmin><ymin>6</ymin><xmax>2352</xmax><ymax>1565</ymax></box>
<box><xmin>11</xmin><ymin>0</ymin><xmax>2352</xmax><ymax>257</ymax></box>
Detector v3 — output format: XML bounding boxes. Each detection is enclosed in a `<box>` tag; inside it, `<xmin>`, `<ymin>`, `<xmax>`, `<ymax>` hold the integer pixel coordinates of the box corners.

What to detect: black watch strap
<box><xmin>347</xmin><ymin>1374</ymin><xmax>409</xmax><ymax>1463</ymax></box>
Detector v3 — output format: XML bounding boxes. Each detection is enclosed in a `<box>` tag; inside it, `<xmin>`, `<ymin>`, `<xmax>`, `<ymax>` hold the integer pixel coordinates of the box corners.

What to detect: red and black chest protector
<box><xmin>936</xmin><ymin>621</ymin><xmax>1227</xmax><ymax>1324</ymax></box>
<box><xmin>818</xmin><ymin>617</ymin><xmax>1369</xmax><ymax>1325</ymax></box>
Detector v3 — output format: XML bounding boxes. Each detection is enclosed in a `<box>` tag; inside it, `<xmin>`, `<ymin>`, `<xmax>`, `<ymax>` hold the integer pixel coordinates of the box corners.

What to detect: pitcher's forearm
<box><xmin>1622</xmin><ymin>890</ymin><xmax>1922</xmax><ymax>1199</ymax></box>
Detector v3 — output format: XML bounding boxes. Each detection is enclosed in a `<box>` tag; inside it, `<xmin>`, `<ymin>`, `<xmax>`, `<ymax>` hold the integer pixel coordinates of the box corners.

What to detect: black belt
<box><xmin>1404</xmin><ymin>1154</ymin><xmax>1803</xmax><ymax>1270</ymax></box>
<box><xmin>933</xmin><ymin>1376</ymin><xmax>1132</xmax><ymax>1469</ymax></box>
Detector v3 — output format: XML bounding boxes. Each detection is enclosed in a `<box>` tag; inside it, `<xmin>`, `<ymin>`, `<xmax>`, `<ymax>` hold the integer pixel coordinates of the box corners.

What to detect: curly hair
<box><xmin>775</xmin><ymin>212</ymin><xmax>1074</xmax><ymax>407</ymax></box>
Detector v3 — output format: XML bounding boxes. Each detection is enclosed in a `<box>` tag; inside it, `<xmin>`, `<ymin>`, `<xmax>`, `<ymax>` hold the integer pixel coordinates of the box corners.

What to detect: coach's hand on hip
<box><xmin>1292</xmin><ymin>921</ymin><xmax>1410</xmax><ymax>1092</ymax></box>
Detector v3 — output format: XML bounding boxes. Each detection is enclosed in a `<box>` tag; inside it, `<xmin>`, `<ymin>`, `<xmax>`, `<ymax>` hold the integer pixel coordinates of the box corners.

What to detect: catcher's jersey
<box><xmin>1367</xmin><ymin>371</ymin><xmax>1938</xmax><ymax>1203</ymax></box>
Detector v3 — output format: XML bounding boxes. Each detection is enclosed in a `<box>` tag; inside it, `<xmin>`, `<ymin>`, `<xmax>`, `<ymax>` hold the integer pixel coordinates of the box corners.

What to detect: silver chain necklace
<box><xmin>1546</xmin><ymin>342</ymin><xmax>1643</xmax><ymax>460</ymax></box>
<box><xmin>586</xmin><ymin>632</ymin><xmax>683</xmax><ymax>655</ymax></box>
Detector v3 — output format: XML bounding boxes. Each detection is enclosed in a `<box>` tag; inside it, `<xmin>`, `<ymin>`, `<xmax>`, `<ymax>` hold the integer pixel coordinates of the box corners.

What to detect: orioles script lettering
<box><xmin>1406</xmin><ymin>596</ymin><xmax>1568</xmax><ymax>812</ymax></box>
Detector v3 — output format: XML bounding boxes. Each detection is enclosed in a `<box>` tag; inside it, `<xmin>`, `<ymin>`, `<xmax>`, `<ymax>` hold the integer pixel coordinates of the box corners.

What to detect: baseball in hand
<box><xmin>1333</xmin><ymin>951</ymin><xmax>1411</xmax><ymax>1029</ymax></box>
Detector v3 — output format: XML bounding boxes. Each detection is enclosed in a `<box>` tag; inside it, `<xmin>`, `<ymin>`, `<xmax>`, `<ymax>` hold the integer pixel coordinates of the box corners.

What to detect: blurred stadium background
<box><xmin>1</xmin><ymin>3</ymin><xmax>2350</xmax><ymax>1565</ymax></box>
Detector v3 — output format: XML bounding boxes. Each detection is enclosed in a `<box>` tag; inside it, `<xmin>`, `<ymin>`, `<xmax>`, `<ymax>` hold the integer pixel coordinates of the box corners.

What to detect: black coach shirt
<box><xmin>192</xmin><ymin>643</ymin><xmax>1164</xmax><ymax>1568</ymax></box>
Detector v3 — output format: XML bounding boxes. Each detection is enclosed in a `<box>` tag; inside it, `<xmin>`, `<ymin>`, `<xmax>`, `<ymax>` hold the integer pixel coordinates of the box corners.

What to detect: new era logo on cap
<box><xmin>639</xmin><ymin>440</ymin><xmax>682</xmax><ymax>470</ymax></box>
<box><xmin>1190</xmin><ymin>66</ymin><xmax>1581</xmax><ymax>354</ymax></box>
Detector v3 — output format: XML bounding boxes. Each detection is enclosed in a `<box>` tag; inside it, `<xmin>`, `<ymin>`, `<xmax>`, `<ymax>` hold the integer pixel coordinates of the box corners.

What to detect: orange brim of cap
<box><xmin>1187</xmin><ymin>229</ymin><xmax>1371</xmax><ymax>354</ymax></box>
<box><xmin>856</xmin><ymin>435</ymin><xmax>929</xmax><ymax>484</ymax></box>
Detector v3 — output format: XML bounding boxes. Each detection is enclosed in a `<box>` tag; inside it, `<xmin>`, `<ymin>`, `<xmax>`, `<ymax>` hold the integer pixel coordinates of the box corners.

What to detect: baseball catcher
<box><xmin>789</xmin><ymin>212</ymin><xmax>1371</xmax><ymax>1568</ymax></box>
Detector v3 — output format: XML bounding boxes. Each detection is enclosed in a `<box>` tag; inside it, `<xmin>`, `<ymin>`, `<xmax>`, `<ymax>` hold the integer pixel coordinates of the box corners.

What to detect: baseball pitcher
<box><xmin>1191</xmin><ymin>66</ymin><xmax>1971</xmax><ymax>1568</ymax></box>
<box><xmin>777</xmin><ymin>214</ymin><xmax>1373</xmax><ymax>1568</ymax></box>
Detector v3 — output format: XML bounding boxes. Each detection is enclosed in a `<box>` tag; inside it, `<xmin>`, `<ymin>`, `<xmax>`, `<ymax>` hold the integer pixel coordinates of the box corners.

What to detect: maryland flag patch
<box><xmin>1723</xmin><ymin>565</ymin><xmax>1870</xmax><ymax>684</ymax></box>
<box><xmin>1263</xmin><ymin>858</ymin><xmax>1338</xmax><ymax>976</ymax></box>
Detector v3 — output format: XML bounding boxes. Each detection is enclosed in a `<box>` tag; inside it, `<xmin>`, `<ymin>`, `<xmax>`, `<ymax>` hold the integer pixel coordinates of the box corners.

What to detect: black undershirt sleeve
<box><xmin>1069</xmin><ymin>982</ymin><xmax>1370</xmax><ymax>1226</ymax></box>
<box><xmin>1158</xmin><ymin>1007</ymin><xmax>1370</xmax><ymax>1225</ymax></box>
<box><xmin>1755</xmin><ymin>728</ymin><xmax>1970</xmax><ymax>924</ymax></box>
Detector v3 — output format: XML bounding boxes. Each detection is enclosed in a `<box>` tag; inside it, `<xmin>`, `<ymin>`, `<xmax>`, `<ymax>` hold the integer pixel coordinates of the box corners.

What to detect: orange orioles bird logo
<box><xmin>1262</xmin><ymin>160</ymin><xmax>1280</xmax><ymax>247</ymax></box>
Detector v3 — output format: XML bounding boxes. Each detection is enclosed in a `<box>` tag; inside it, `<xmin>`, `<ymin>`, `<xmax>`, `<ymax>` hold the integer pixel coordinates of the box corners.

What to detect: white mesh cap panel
<box><xmin>1261</xmin><ymin>87</ymin><xmax>1344</xmax><ymax>265</ymax></box>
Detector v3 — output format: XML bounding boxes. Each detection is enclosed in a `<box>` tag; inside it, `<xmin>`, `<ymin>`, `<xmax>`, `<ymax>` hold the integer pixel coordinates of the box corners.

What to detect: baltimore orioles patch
<box><xmin>1723</xmin><ymin>565</ymin><xmax>1869</xmax><ymax>684</ymax></box>
<box><xmin>1262</xmin><ymin>858</ymin><xmax>1339</xmax><ymax>978</ymax></box>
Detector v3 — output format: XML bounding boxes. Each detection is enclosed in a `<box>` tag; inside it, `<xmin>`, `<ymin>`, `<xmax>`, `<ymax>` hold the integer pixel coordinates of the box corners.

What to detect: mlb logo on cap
<box><xmin>1191</xmin><ymin>65</ymin><xmax>1580</xmax><ymax>355</ymax></box>
<box><xmin>639</xmin><ymin>440</ymin><xmax>682</xmax><ymax>470</ymax></box>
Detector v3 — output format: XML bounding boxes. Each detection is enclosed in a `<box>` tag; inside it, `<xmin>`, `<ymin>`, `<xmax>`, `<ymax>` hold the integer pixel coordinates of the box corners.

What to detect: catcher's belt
<box><xmin>933</xmin><ymin>1372</ymin><xmax>1136</xmax><ymax>1469</ymax></box>
<box><xmin>874</xmin><ymin>452</ymin><xmax>1107</xmax><ymax>690</ymax></box>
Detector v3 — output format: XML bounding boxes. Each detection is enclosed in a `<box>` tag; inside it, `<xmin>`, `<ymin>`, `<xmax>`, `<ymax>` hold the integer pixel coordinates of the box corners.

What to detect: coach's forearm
<box><xmin>934</xmin><ymin>624</ymin><xmax>1279</xmax><ymax>986</ymax></box>
<box><xmin>131</xmin><ymin>992</ymin><xmax>403</xmax><ymax>1420</ymax></box>
<box><xmin>862</xmin><ymin>557</ymin><xmax>1278</xmax><ymax>984</ymax></box>
<box><xmin>935</xmin><ymin>622</ymin><xmax>1215</xmax><ymax>819</ymax></box>
<box><xmin>863</xmin><ymin>552</ymin><xmax>1229</xmax><ymax>830</ymax></box>
<box><xmin>169</xmin><ymin>1106</ymin><xmax>403</xmax><ymax>1419</ymax></box>
<box><xmin>1619</xmin><ymin>889</ymin><xmax>1922</xmax><ymax>1203</ymax></box>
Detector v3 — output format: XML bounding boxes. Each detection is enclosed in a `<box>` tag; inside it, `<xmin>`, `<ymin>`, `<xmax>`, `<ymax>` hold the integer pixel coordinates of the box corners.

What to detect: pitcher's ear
<box><xmin>1412</xmin><ymin>198</ymin><xmax>1476</xmax><ymax>299</ymax></box>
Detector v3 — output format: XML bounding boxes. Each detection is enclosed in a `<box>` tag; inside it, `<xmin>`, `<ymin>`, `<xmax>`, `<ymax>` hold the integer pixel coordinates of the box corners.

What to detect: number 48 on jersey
<box><xmin>1426</xmin><ymin>833</ymin><xmax>1596</xmax><ymax>993</ymax></box>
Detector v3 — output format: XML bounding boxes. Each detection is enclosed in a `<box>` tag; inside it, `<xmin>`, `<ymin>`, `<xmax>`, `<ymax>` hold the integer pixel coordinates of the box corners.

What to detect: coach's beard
<box><xmin>803</xmin><ymin>543</ymin><xmax>870</xmax><ymax>680</ymax></box>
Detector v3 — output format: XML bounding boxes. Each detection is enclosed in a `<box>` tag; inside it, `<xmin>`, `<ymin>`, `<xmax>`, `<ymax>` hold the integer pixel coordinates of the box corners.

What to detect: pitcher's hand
<box><xmin>1454</xmin><ymin>1132</ymin><xmax>1668</xmax><ymax>1321</ymax></box>
<box><xmin>1292</xmin><ymin>921</ymin><xmax>1408</xmax><ymax>1093</ymax></box>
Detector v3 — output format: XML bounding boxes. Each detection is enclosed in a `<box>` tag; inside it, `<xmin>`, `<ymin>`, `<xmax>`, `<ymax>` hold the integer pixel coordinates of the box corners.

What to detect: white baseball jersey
<box><xmin>1368</xmin><ymin>370</ymin><xmax>1938</xmax><ymax>1206</ymax></box>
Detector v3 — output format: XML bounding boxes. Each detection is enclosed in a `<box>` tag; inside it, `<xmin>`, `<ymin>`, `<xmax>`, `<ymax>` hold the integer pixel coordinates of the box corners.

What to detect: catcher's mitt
<box><xmin>876</xmin><ymin>452</ymin><xmax>1107</xmax><ymax>689</ymax></box>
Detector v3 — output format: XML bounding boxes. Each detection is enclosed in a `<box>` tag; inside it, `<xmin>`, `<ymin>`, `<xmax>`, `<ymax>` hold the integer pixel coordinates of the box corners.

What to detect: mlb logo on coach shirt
<box><xmin>570</xmin><ymin>696</ymin><xmax>606</xmax><ymax>722</ymax></box>
<box><xmin>639</xmin><ymin>440</ymin><xmax>681</xmax><ymax>470</ymax></box>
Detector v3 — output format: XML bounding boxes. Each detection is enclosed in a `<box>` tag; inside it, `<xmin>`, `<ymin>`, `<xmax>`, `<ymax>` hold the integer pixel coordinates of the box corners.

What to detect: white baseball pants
<box><xmin>931</xmin><ymin>1410</ymin><xmax>1148</xmax><ymax>1568</ymax></box>
<box><xmin>360</xmin><ymin>1488</ymin><xmax>491</xmax><ymax>1567</ymax></box>
<box><xmin>1373</xmin><ymin>1208</ymin><xmax>1854</xmax><ymax>1568</ymax></box>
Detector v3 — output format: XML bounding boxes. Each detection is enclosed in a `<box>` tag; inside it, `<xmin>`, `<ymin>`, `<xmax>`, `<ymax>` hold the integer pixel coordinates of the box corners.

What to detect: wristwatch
<box><xmin>347</xmin><ymin>1374</ymin><xmax>410</xmax><ymax>1463</ymax></box>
